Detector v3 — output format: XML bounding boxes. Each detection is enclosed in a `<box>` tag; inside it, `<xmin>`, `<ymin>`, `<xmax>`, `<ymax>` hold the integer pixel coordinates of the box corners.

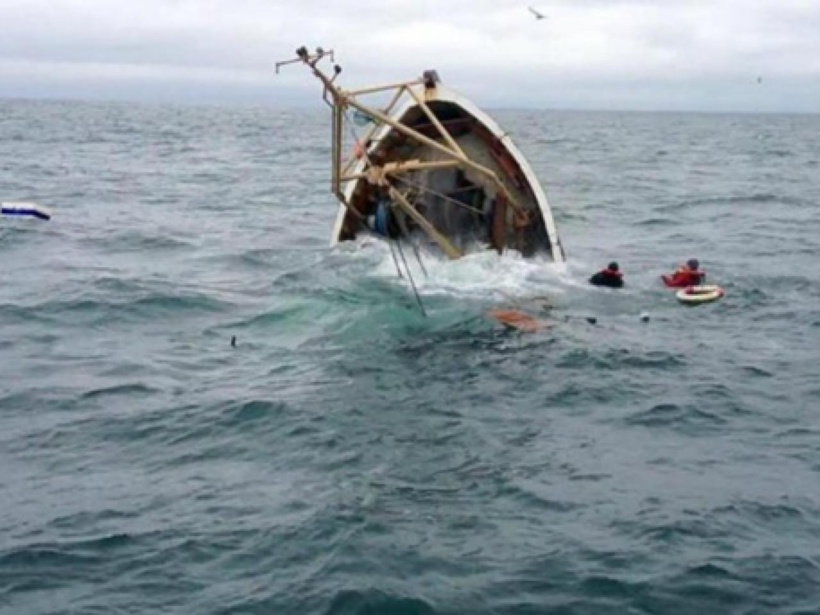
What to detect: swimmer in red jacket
<box><xmin>662</xmin><ymin>258</ymin><xmax>705</xmax><ymax>288</ymax></box>
<box><xmin>589</xmin><ymin>262</ymin><xmax>624</xmax><ymax>288</ymax></box>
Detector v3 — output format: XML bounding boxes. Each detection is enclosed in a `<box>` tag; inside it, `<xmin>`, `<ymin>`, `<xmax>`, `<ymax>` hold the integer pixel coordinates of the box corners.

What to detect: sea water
<box><xmin>1</xmin><ymin>100</ymin><xmax>819</xmax><ymax>614</ymax></box>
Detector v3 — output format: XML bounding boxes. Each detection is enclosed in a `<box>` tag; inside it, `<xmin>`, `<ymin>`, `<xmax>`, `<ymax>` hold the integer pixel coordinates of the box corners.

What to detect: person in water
<box><xmin>589</xmin><ymin>262</ymin><xmax>624</xmax><ymax>288</ymax></box>
<box><xmin>662</xmin><ymin>258</ymin><xmax>705</xmax><ymax>288</ymax></box>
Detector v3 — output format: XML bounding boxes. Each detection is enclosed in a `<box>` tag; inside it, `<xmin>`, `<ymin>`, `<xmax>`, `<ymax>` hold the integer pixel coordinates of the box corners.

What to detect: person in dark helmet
<box><xmin>589</xmin><ymin>261</ymin><xmax>624</xmax><ymax>288</ymax></box>
<box><xmin>662</xmin><ymin>258</ymin><xmax>705</xmax><ymax>288</ymax></box>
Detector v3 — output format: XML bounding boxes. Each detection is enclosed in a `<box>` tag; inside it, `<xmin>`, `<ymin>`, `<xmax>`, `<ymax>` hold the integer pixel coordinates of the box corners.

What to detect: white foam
<box><xmin>354</xmin><ymin>238</ymin><xmax>571</xmax><ymax>302</ymax></box>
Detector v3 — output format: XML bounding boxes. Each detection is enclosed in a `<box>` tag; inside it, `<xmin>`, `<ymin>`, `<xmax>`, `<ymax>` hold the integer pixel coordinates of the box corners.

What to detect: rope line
<box><xmin>387</xmin><ymin>238</ymin><xmax>404</xmax><ymax>280</ymax></box>
<box><xmin>391</xmin><ymin>174</ymin><xmax>487</xmax><ymax>216</ymax></box>
<box><xmin>395</xmin><ymin>237</ymin><xmax>427</xmax><ymax>317</ymax></box>
<box><xmin>344</xmin><ymin>108</ymin><xmax>426</xmax><ymax>315</ymax></box>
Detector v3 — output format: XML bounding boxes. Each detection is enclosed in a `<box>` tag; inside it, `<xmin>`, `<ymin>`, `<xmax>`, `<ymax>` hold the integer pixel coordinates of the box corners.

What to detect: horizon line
<box><xmin>1</xmin><ymin>93</ymin><xmax>818</xmax><ymax>117</ymax></box>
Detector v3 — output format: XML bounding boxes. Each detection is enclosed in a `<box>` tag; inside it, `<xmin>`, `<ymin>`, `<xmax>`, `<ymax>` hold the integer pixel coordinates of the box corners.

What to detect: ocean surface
<box><xmin>1</xmin><ymin>99</ymin><xmax>819</xmax><ymax>615</ymax></box>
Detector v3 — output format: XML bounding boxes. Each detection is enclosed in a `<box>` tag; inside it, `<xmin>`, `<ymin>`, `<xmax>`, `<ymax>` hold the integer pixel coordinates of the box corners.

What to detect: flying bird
<box><xmin>528</xmin><ymin>6</ymin><xmax>547</xmax><ymax>20</ymax></box>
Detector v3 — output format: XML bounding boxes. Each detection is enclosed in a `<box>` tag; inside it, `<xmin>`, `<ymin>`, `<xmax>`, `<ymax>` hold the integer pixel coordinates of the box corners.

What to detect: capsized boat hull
<box><xmin>331</xmin><ymin>82</ymin><xmax>565</xmax><ymax>262</ymax></box>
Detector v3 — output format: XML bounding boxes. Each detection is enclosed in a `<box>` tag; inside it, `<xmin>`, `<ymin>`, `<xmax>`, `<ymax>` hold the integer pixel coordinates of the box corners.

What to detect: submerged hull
<box><xmin>332</xmin><ymin>82</ymin><xmax>564</xmax><ymax>262</ymax></box>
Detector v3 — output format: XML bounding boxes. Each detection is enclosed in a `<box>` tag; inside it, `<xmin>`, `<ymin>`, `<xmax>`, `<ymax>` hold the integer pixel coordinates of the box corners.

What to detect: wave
<box><xmin>0</xmin><ymin>533</ymin><xmax>136</xmax><ymax>570</ymax></box>
<box><xmin>636</xmin><ymin>216</ymin><xmax>677</xmax><ymax>226</ymax></box>
<box><xmin>625</xmin><ymin>402</ymin><xmax>726</xmax><ymax>428</ymax></box>
<box><xmin>81</xmin><ymin>383</ymin><xmax>159</xmax><ymax>400</ymax></box>
<box><xmin>657</xmin><ymin>192</ymin><xmax>808</xmax><ymax>212</ymax></box>
<box><xmin>93</xmin><ymin>230</ymin><xmax>196</xmax><ymax>252</ymax></box>
<box><xmin>496</xmin><ymin>479</ymin><xmax>580</xmax><ymax>514</ymax></box>
<box><xmin>556</xmin><ymin>347</ymin><xmax>686</xmax><ymax>371</ymax></box>
<box><xmin>1</xmin><ymin>292</ymin><xmax>232</xmax><ymax>325</ymax></box>
<box><xmin>47</xmin><ymin>508</ymin><xmax>138</xmax><ymax>531</ymax></box>
<box><xmin>324</xmin><ymin>590</ymin><xmax>437</xmax><ymax>615</ymax></box>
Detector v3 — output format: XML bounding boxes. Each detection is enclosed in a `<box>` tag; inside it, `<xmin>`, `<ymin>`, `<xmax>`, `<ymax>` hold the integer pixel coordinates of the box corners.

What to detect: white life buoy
<box><xmin>676</xmin><ymin>285</ymin><xmax>724</xmax><ymax>305</ymax></box>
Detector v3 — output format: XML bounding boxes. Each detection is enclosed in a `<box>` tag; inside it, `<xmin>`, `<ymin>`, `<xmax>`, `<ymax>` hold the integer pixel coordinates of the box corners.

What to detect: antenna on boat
<box><xmin>274</xmin><ymin>46</ymin><xmax>335</xmax><ymax>75</ymax></box>
<box><xmin>275</xmin><ymin>45</ymin><xmax>346</xmax><ymax>109</ymax></box>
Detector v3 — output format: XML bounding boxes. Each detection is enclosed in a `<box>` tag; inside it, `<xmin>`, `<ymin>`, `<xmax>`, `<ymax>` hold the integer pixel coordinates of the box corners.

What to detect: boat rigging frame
<box><xmin>275</xmin><ymin>46</ymin><xmax>532</xmax><ymax>260</ymax></box>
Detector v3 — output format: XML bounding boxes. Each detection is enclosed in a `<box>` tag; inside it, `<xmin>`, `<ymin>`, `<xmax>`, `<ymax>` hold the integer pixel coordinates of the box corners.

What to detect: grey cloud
<box><xmin>0</xmin><ymin>0</ymin><xmax>818</xmax><ymax>111</ymax></box>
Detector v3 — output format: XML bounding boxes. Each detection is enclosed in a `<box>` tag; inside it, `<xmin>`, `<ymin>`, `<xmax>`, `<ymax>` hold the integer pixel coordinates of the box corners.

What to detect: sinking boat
<box><xmin>276</xmin><ymin>46</ymin><xmax>564</xmax><ymax>262</ymax></box>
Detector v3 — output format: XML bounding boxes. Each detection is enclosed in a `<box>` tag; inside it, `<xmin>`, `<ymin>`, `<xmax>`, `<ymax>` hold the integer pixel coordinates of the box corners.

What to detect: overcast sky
<box><xmin>0</xmin><ymin>0</ymin><xmax>818</xmax><ymax>112</ymax></box>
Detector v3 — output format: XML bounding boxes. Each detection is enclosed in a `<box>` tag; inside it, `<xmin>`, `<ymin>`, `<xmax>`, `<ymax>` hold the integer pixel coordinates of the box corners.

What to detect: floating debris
<box><xmin>1</xmin><ymin>202</ymin><xmax>52</xmax><ymax>221</ymax></box>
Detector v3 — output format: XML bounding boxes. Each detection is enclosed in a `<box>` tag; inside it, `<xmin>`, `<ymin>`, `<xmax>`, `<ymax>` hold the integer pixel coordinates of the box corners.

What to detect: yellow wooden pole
<box><xmin>388</xmin><ymin>186</ymin><xmax>462</xmax><ymax>260</ymax></box>
<box><xmin>404</xmin><ymin>86</ymin><xmax>465</xmax><ymax>157</ymax></box>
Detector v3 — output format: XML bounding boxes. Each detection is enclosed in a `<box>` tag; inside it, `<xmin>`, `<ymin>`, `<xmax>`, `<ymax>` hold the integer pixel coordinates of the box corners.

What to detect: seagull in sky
<box><xmin>528</xmin><ymin>6</ymin><xmax>547</xmax><ymax>20</ymax></box>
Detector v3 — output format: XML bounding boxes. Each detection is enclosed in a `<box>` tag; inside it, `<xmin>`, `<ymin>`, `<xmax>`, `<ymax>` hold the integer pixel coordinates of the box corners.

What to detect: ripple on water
<box><xmin>323</xmin><ymin>590</ymin><xmax>437</xmax><ymax>615</ymax></box>
<box><xmin>625</xmin><ymin>403</ymin><xmax>727</xmax><ymax>430</ymax></box>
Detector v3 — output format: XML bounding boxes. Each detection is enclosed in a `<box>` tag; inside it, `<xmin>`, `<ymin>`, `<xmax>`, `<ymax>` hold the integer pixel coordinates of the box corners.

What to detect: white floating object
<box><xmin>676</xmin><ymin>285</ymin><xmax>724</xmax><ymax>305</ymax></box>
<box><xmin>1</xmin><ymin>201</ymin><xmax>53</xmax><ymax>221</ymax></box>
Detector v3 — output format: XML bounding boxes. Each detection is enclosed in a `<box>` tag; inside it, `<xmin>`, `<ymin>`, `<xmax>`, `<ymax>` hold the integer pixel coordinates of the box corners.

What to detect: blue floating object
<box><xmin>1</xmin><ymin>202</ymin><xmax>53</xmax><ymax>221</ymax></box>
<box><xmin>373</xmin><ymin>199</ymin><xmax>389</xmax><ymax>236</ymax></box>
